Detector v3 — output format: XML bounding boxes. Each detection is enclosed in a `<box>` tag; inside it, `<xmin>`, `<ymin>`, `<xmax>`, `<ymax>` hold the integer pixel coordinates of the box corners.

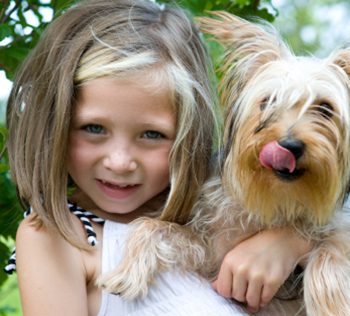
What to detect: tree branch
<box><xmin>252</xmin><ymin>0</ymin><xmax>260</xmax><ymax>11</ymax></box>
<box><xmin>0</xmin><ymin>0</ymin><xmax>21</xmax><ymax>24</ymax></box>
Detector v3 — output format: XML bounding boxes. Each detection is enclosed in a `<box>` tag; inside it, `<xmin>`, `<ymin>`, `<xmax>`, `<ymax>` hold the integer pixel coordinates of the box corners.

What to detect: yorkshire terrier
<box><xmin>98</xmin><ymin>12</ymin><xmax>350</xmax><ymax>316</ymax></box>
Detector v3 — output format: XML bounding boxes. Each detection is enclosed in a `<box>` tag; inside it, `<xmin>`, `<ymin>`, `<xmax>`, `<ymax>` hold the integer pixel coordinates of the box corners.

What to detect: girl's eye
<box><xmin>142</xmin><ymin>130</ymin><xmax>164</xmax><ymax>139</ymax></box>
<box><xmin>83</xmin><ymin>124</ymin><xmax>105</xmax><ymax>134</ymax></box>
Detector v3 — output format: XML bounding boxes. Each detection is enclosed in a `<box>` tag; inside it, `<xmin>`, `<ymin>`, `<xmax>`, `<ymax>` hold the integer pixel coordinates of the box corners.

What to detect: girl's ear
<box><xmin>329</xmin><ymin>48</ymin><xmax>350</xmax><ymax>78</ymax></box>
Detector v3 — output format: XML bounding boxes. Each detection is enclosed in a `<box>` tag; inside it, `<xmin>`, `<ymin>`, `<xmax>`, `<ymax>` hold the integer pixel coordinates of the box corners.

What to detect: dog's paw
<box><xmin>97</xmin><ymin>264</ymin><xmax>152</xmax><ymax>300</ymax></box>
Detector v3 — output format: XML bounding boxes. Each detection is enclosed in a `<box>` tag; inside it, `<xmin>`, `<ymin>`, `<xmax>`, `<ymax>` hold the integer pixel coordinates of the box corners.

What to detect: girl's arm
<box><xmin>16</xmin><ymin>215</ymin><xmax>90</xmax><ymax>316</ymax></box>
<box><xmin>212</xmin><ymin>228</ymin><xmax>312</xmax><ymax>313</ymax></box>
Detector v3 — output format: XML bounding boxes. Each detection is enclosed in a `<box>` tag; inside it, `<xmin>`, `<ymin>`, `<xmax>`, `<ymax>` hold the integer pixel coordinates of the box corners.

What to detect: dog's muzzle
<box><xmin>259</xmin><ymin>138</ymin><xmax>305</xmax><ymax>181</ymax></box>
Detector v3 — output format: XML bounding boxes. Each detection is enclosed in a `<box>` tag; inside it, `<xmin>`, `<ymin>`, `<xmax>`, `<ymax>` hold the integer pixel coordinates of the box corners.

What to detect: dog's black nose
<box><xmin>278</xmin><ymin>138</ymin><xmax>305</xmax><ymax>160</ymax></box>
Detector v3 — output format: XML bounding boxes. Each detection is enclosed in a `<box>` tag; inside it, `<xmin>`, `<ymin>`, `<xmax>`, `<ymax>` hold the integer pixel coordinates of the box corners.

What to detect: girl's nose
<box><xmin>103</xmin><ymin>147</ymin><xmax>138</xmax><ymax>173</ymax></box>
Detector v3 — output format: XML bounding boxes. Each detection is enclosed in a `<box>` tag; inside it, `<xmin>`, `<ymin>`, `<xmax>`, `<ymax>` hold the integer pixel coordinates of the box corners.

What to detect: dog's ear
<box><xmin>329</xmin><ymin>48</ymin><xmax>350</xmax><ymax>79</ymax></box>
<box><xmin>197</xmin><ymin>12</ymin><xmax>291</xmax><ymax>108</ymax></box>
<box><xmin>329</xmin><ymin>49</ymin><xmax>350</xmax><ymax>198</ymax></box>
<box><xmin>197</xmin><ymin>12</ymin><xmax>286</xmax><ymax>60</ymax></box>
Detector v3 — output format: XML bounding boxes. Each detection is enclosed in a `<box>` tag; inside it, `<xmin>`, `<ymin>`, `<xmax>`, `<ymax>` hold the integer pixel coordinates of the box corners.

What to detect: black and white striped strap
<box><xmin>4</xmin><ymin>249</ymin><xmax>16</xmax><ymax>275</ymax></box>
<box><xmin>4</xmin><ymin>203</ymin><xmax>104</xmax><ymax>275</ymax></box>
<box><xmin>4</xmin><ymin>208</ymin><xmax>33</xmax><ymax>274</ymax></box>
<box><xmin>68</xmin><ymin>202</ymin><xmax>105</xmax><ymax>246</ymax></box>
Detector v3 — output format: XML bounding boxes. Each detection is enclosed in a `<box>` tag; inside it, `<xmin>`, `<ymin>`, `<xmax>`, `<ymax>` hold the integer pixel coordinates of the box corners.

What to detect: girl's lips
<box><xmin>96</xmin><ymin>179</ymin><xmax>140</xmax><ymax>199</ymax></box>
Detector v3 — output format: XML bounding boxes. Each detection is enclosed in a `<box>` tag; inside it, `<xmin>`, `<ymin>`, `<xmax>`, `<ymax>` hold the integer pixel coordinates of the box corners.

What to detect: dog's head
<box><xmin>199</xmin><ymin>12</ymin><xmax>350</xmax><ymax>226</ymax></box>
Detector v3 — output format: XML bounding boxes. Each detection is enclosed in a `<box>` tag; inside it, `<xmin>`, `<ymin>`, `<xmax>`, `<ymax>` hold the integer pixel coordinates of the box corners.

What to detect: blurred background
<box><xmin>1</xmin><ymin>0</ymin><xmax>349</xmax><ymax>315</ymax></box>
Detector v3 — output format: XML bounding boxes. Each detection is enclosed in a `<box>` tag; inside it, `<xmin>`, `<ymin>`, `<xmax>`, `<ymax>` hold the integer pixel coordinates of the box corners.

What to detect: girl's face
<box><xmin>67</xmin><ymin>77</ymin><xmax>175</xmax><ymax>221</ymax></box>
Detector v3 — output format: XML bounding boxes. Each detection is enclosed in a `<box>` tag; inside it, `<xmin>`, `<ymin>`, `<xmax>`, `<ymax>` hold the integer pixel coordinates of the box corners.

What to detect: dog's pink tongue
<box><xmin>259</xmin><ymin>141</ymin><xmax>296</xmax><ymax>173</ymax></box>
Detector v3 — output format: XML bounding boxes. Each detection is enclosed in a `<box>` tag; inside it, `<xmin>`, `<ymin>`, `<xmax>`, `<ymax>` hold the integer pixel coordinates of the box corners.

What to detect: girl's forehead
<box><xmin>76</xmin><ymin>67</ymin><xmax>177</xmax><ymax>108</ymax></box>
<box><xmin>78</xmin><ymin>62</ymin><xmax>172</xmax><ymax>91</ymax></box>
<box><xmin>75</xmin><ymin>76</ymin><xmax>174</xmax><ymax>115</ymax></box>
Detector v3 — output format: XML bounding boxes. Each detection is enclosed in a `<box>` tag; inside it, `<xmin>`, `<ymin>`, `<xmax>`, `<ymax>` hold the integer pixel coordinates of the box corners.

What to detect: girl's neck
<box><xmin>69</xmin><ymin>189</ymin><xmax>166</xmax><ymax>223</ymax></box>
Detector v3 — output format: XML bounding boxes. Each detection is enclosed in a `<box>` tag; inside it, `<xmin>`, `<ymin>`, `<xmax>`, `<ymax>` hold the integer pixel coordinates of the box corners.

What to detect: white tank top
<box><xmin>97</xmin><ymin>220</ymin><xmax>248</xmax><ymax>316</ymax></box>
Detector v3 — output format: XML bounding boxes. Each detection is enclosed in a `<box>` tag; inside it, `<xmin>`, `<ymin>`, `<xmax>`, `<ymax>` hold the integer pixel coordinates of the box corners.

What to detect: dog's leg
<box><xmin>96</xmin><ymin>218</ymin><xmax>205</xmax><ymax>300</ymax></box>
<box><xmin>303</xmin><ymin>228</ymin><xmax>350</xmax><ymax>316</ymax></box>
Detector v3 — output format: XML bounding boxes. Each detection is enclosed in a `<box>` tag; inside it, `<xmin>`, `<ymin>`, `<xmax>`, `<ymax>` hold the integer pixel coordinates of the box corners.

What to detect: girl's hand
<box><xmin>212</xmin><ymin>228</ymin><xmax>312</xmax><ymax>313</ymax></box>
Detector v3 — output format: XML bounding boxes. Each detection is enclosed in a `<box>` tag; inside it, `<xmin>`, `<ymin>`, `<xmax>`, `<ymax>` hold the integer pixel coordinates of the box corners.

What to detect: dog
<box><xmin>98</xmin><ymin>12</ymin><xmax>350</xmax><ymax>316</ymax></box>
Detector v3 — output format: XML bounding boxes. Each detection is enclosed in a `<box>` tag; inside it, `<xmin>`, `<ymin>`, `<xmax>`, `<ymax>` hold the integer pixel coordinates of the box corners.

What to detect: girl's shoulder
<box><xmin>16</xmin><ymin>211</ymin><xmax>102</xmax><ymax>272</ymax></box>
<box><xmin>15</xmin><ymin>212</ymin><xmax>87</xmax><ymax>279</ymax></box>
<box><xmin>16</xmin><ymin>213</ymin><xmax>61</xmax><ymax>243</ymax></box>
<box><xmin>16</xmin><ymin>211</ymin><xmax>87</xmax><ymax>251</ymax></box>
<box><xmin>15</xmin><ymin>212</ymin><xmax>102</xmax><ymax>315</ymax></box>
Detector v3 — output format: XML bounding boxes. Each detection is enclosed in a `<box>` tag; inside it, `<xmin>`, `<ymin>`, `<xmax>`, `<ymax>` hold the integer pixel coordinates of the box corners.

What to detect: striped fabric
<box><xmin>4</xmin><ymin>202</ymin><xmax>104</xmax><ymax>274</ymax></box>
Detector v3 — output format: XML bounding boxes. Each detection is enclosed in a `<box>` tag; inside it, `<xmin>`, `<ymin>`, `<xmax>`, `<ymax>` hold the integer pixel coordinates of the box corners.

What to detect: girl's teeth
<box><xmin>101</xmin><ymin>180</ymin><xmax>133</xmax><ymax>188</ymax></box>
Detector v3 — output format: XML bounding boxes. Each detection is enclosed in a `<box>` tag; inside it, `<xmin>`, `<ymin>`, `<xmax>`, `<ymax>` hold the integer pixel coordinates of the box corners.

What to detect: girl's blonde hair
<box><xmin>6</xmin><ymin>0</ymin><xmax>218</xmax><ymax>247</ymax></box>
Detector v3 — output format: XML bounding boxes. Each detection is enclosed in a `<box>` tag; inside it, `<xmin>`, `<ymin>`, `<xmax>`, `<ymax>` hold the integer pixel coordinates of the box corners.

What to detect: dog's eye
<box><xmin>260</xmin><ymin>97</ymin><xmax>270</xmax><ymax>111</ymax></box>
<box><xmin>315</xmin><ymin>102</ymin><xmax>334</xmax><ymax>118</ymax></box>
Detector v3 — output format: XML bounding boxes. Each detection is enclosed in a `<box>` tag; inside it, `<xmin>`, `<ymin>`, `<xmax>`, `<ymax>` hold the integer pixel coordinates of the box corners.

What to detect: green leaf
<box><xmin>0</xmin><ymin>42</ymin><xmax>32</xmax><ymax>79</ymax></box>
<box><xmin>16</xmin><ymin>3</ymin><xmax>28</xmax><ymax>27</ymax></box>
<box><xmin>256</xmin><ymin>7</ymin><xmax>276</xmax><ymax>22</ymax></box>
<box><xmin>0</xmin><ymin>240</ymin><xmax>13</xmax><ymax>287</ymax></box>
<box><xmin>0</xmin><ymin>164</ymin><xmax>9</xmax><ymax>173</ymax></box>
<box><xmin>0</xmin><ymin>126</ymin><xmax>7</xmax><ymax>139</ymax></box>
<box><xmin>0</xmin><ymin>24</ymin><xmax>12</xmax><ymax>42</ymax></box>
<box><xmin>235</xmin><ymin>0</ymin><xmax>250</xmax><ymax>8</ymax></box>
<box><xmin>51</xmin><ymin>0</ymin><xmax>76</xmax><ymax>16</ymax></box>
<box><xmin>0</xmin><ymin>127</ymin><xmax>7</xmax><ymax>154</ymax></box>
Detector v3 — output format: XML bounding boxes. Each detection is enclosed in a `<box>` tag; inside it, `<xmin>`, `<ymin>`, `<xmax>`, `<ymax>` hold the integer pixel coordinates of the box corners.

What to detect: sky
<box><xmin>0</xmin><ymin>71</ymin><xmax>12</xmax><ymax>100</ymax></box>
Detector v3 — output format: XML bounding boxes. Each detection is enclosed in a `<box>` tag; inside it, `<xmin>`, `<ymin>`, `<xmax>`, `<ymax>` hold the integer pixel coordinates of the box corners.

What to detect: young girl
<box><xmin>6</xmin><ymin>0</ymin><xmax>311</xmax><ymax>315</ymax></box>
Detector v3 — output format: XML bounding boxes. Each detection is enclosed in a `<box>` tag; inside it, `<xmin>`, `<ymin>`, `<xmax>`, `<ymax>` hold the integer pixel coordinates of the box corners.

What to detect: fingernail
<box><xmin>248</xmin><ymin>307</ymin><xmax>258</xmax><ymax>313</ymax></box>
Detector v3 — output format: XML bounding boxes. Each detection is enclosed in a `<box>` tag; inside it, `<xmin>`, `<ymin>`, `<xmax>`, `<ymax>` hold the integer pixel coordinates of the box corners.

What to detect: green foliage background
<box><xmin>0</xmin><ymin>0</ymin><xmax>349</xmax><ymax>314</ymax></box>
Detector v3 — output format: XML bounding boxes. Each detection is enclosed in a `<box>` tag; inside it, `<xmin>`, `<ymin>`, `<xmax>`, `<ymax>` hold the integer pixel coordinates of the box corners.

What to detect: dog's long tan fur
<box><xmin>98</xmin><ymin>12</ymin><xmax>350</xmax><ymax>316</ymax></box>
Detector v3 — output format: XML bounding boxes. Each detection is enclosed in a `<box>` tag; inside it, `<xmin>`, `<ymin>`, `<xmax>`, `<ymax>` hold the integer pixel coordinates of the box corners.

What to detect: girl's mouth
<box><xmin>97</xmin><ymin>179</ymin><xmax>140</xmax><ymax>199</ymax></box>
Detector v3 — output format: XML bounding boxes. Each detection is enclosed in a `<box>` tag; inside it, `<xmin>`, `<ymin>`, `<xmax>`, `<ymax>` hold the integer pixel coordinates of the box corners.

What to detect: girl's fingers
<box><xmin>232</xmin><ymin>272</ymin><xmax>248</xmax><ymax>303</ymax></box>
<box><xmin>245</xmin><ymin>276</ymin><xmax>263</xmax><ymax>313</ymax></box>
<box><xmin>260</xmin><ymin>279</ymin><xmax>280</xmax><ymax>307</ymax></box>
<box><xmin>214</xmin><ymin>266</ymin><xmax>233</xmax><ymax>298</ymax></box>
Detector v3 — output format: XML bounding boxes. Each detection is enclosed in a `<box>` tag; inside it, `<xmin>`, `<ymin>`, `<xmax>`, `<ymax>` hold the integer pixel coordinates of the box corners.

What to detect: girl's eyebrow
<box><xmin>72</xmin><ymin>111</ymin><xmax>109</xmax><ymax>121</ymax></box>
<box><xmin>72</xmin><ymin>113</ymin><xmax>175</xmax><ymax>129</ymax></box>
<box><xmin>140</xmin><ymin>122</ymin><xmax>175</xmax><ymax>134</ymax></box>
